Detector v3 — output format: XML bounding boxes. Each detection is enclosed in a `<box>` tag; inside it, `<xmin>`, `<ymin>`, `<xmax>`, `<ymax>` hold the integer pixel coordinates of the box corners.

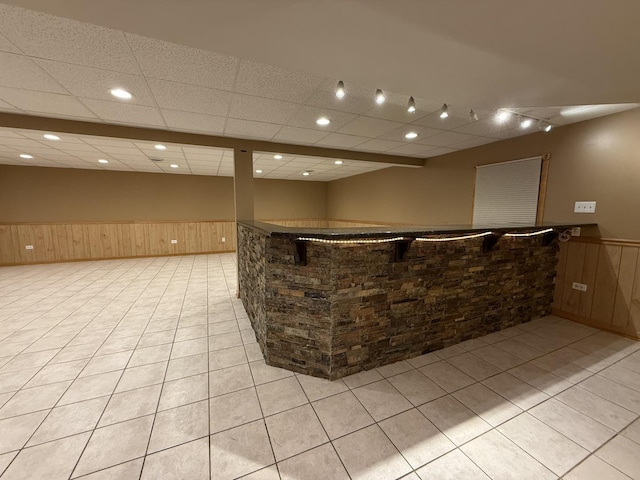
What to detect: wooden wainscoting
<box><xmin>553</xmin><ymin>237</ymin><xmax>640</xmax><ymax>339</ymax></box>
<box><xmin>0</xmin><ymin>221</ymin><xmax>236</xmax><ymax>265</ymax></box>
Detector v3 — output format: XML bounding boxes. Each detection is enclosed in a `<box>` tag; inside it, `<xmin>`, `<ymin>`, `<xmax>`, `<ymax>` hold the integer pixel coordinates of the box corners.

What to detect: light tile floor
<box><xmin>0</xmin><ymin>254</ymin><xmax>639</xmax><ymax>479</ymax></box>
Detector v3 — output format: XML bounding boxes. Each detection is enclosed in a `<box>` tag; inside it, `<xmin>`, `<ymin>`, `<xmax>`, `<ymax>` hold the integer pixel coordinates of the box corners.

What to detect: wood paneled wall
<box><xmin>0</xmin><ymin>218</ymin><xmax>385</xmax><ymax>265</ymax></box>
<box><xmin>553</xmin><ymin>237</ymin><xmax>640</xmax><ymax>339</ymax></box>
<box><xmin>0</xmin><ymin>221</ymin><xmax>236</xmax><ymax>265</ymax></box>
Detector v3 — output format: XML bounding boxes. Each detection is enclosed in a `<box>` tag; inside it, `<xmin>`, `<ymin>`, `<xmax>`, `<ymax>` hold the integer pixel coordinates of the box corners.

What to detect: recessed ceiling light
<box><xmin>302</xmin><ymin>171</ymin><xmax>311</xmax><ymax>176</ymax></box>
<box><xmin>154</xmin><ymin>144</ymin><xmax>167</xmax><ymax>150</ymax></box>
<box><xmin>255</xmin><ymin>169</ymin><xmax>263</xmax><ymax>174</ymax></box>
<box><xmin>316</xmin><ymin>117</ymin><xmax>331</xmax><ymax>126</ymax></box>
<box><xmin>43</xmin><ymin>134</ymin><xmax>60</xmax><ymax>141</ymax></box>
<box><xmin>375</xmin><ymin>89</ymin><xmax>386</xmax><ymax>105</ymax></box>
<box><xmin>439</xmin><ymin>104</ymin><xmax>449</xmax><ymax>119</ymax></box>
<box><xmin>336</xmin><ymin>80</ymin><xmax>345</xmax><ymax>99</ymax></box>
<box><xmin>110</xmin><ymin>88</ymin><xmax>133</xmax><ymax>100</ymax></box>
<box><xmin>274</xmin><ymin>154</ymin><xmax>283</xmax><ymax>160</ymax></box>
<box><xmin>19</xmin><ymin>154</ymin><xmax>33</xmax><ymax>159</ymax></box>
<box><xmin>170</xmin><ymin>164</ymin><xmax>179</xmax><ymax>168</ymax></box>
<box><xmin>98</xmin><ymin>159</ymin><xmax>109</xmax><ymax>164</ymax></box>
<box><xmin>496</xmin><ymin>110</ymin><xmax>511</xmax><ymax>122</ymax></box>
<box><xmin>407</xmin><ymin>96</ymin><xmax>416</xmax><ymax>113</ymax></box>
<box><xmin>334</xmin><ymin>160</ymin><xmax>343</xmax><ymax>165</ymax></box>
<box><xmin>405</xmin><ymin>132</ymin><xmax>418</xmax><ymax>139</ymax></box>
<box><xmin>544</xmin><ymin>124</ymin><xmax>553</xmax><ymax>133</ymax></box>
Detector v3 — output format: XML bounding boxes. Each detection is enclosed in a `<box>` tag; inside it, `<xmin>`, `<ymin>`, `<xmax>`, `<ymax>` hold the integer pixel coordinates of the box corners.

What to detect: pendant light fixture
<box><xmin>407</xmin><ymin>96</ymin><xmax>416</xmax><ymax>113</ymax></box>
<box><xmin>336</xmin><ymin>81</ymin><xmax>345</xmax><ymax>99</ymax></box>
<box><xmin>439</xmin><ymin>104</ymin><xmax>449</xmax><ymax>119</ymax></box>
<box><xmin>375</xmin><ymin>89</ymin><xmax>386</xmax><ymax>105</ymax></box>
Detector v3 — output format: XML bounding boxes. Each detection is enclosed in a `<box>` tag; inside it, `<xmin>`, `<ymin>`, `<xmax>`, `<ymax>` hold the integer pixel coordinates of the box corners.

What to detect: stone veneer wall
<box><xmin>237</xmin><ymin>225</ymin><xmax>268</xmax><ymax>356</ymax></box>
<box><xmin>238</xmin><ymin>224</ymin><xmax>559</xmax><ymax>379</ymax></box>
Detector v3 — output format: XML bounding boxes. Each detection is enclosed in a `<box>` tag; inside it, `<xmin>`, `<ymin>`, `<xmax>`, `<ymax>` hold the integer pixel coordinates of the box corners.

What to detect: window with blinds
<box><xmin>472</xmin><ymin>156</ymin><xmax>542</xmax><ymax>226</ymax></box>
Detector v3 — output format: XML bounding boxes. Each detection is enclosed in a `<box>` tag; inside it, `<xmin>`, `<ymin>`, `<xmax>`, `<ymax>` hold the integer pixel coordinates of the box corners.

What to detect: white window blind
<box><xmin>472</xmin><ymin>156</ymin><xmax>542</xmax><ymax>226</ymax></box>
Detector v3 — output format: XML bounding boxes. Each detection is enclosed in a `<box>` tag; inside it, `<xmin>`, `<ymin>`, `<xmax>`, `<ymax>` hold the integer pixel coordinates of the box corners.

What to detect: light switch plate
<box><xmin>25</xmin><ymin>245</ymin><xmax>34</xmax><ymax>250</ymax></box>
<box><xmin>170</xmin><ymin>239</ymin><xmax>178</xmax><ymax>244</ymax></box>
<box><xmin>572</xmin><ymin>282</ymin><xmax>588</xmax><ymax>292</ymax></box>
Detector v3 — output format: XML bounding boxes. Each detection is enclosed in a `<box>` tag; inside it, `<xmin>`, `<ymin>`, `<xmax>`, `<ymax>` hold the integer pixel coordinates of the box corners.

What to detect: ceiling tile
<box><xmin>0</xmin><ymin>32</ymin><xmax>20</xmax><ymax>54</ymax></box>
<box><xmin>36</xmin><ymin>59</ymin><xmax>156</xmax><ymax>106</ymax></box>
<box><xmin>315</xmin><ymin>132</ymin><xmax>369</xmax><ymax>148</ymax></box>
<box><xmin>81</xmin><ymin>98</ymin><xmax>165</xmax><ymax>127</ymax></box>
<box><xmin>235</xmin><ymin>59</ymin><xmax>324</xmax><ymax>103</ymax></box>
<box><xmin>224</xmin><ymin>118</ymin><xmax>280</xmax><ymax>140</ymax></box>
<box><xmin>418</xmin><ymin>131</ymin><xmax>481</xmax><ymax>147</ymax></box>
<box><xmin>272</xmin><ymin>126</ymin><xmax>329</xmax><ymax>144</ymax></box>
<box><xmin>0</xmin><ymin>136</ymin><xmax>44</xmax><ymax>147</ymax></box>
<box><xmin>228</xmin><ymin>94</ymin><xmax>299</xmax><ymax>124</ymax></box>
<box><xmin>423</xmin><ymin>146</ymin><xmax>459</xmax><ymax>158</ymax></box>
<box><xmin>148</xmin><ymin>78</ymin><xmax>232</xmax><ymax>116</ymax></box>
<box><xmin>455</xmin><ymin>116</ymin><xmax>518</xmax><ymax>136</ymax></box>
<box><xmin>162</xmin><ymin>110</ymin><xmax>226</xmax><ymax>135</ymax></box>
<box><xmin>355</xmin><ymin>139</ymin><xmax>405</xmax><ymax>152</ymax></box>
<box><xmin>0</xmin><ymin>87</ymin><xmax>96</xmax><ymax>118</ymax></box>
<box><xmin>94</xmin><ymin>145</ymin><xmax>143</xmax><ymax>156</ymax></box>
<box><xmin>182</xmin><ymin>146</ymin><xmax>229</xmax><ymax>155</ymax></box>
<box><xmin>0</xmin><ymin>5</ymin><xmax>140</xmax><ymax>73</ymax></box>
<box><xmin>452</xmin><ymin>136</ymin><xmax>497</xmax><ymax>150</ymax></box>
<box><xmin>337</xmin><ymin>116</ymin><xmax>403</xmax><ymax>138</ymax></box>
<box><xmin>286</xmin><ymin>105</ymin><xmax>358</xmax><ymax>132</ymax></box>
<box><xmin>0</xmin><ymin>53</ymin><xmax>67</xmax><ymax>94</ymax></box>
<box><xmin>125</xmin><ymin>33</ymin><xmax>238</xmax><ymax>91</ymax></box>
<box><xmin>387</xmin><ymin>144</ymin><xmax>433</xmax><ymax>156</ymax></box>
<box><xmin>81</xmin><ymin>137</ymin><xmax>137</xmax><ymax>147</ymax></box>
<box><xmin>0</xmin><ymin>99</ymin><xmax>17</xmax><ymax>110</ymax></box>
<box><xmin>379</xmin><ymin>125</ymin><xmax>444</xmax><ymax>142</ymax></box>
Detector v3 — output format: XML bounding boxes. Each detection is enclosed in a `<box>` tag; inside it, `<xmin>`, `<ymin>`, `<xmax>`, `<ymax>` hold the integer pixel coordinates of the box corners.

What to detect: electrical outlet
<box><xmin>170</xmin><ymin>239</ymin><xmax>178</xmax><ymax>244</ymax></box>
<box><xmin>571</xmin><ymin>227</ymin><xmax>581</xmax><ymax>236</ymax></box>
<box><xmin>221</xmin><ymin>237</ymin><xmax>226</xmax><ymax>243</ymax></box>
<box><xmin>574</xmin><ymin>201</ymin><xmax>596</xmax><ymax>213</ymax></box>
<box><xmin>25</xmin><ymin>245</ymin><xmax>34</xmax><ymax>250</ymax></box>
<box><xmin>572</xmin><ymin>282</ymin><xmax>588</xmax><ymax>292</ymax></box>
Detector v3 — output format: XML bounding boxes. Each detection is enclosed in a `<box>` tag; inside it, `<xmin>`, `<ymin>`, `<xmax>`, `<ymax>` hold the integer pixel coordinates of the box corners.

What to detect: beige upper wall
<box><xmin>254</xmin><ymin>179</ymin><xmax>327</xmax><ymax>220</ymax></box>
<box><xmin>328</xmin><ymin>107</ymin><xmax>640</xmax><ymax>240</ymax></box>
<box><xmin>0</xmin><ymin>165</ymin><xmax>327</xmax><ymax>223</ymax></box>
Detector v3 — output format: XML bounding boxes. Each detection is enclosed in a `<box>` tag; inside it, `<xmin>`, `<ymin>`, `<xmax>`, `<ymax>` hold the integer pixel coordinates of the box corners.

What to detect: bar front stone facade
<box><xmin>238</xmin><ymin>222</ymin><xmax>562</xmax><ymax>379</ymax></box>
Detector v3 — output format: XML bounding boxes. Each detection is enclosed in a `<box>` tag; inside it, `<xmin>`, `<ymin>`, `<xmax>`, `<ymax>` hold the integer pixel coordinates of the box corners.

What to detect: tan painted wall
<box><xmin>0</xmin><ymin>165</ymin><xmax>327</xmax><ymax>222</ymax></box>
<box><xmin>328</xmin><ymin>107</ymin><xmax>640</xmax><ymax>240</ymax></box>
<box><xmin>254</xmin><ymin>179</ymin><xmax>327</xmax><ymax>220</ymax></box>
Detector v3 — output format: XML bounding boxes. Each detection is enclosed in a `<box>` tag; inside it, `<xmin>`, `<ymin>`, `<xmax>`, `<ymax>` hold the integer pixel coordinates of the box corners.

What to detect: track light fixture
<box><xmin>375</xmin><ymin>89</ymin><xmax>386</xmax><ymax>105</ymax></box>
<box><xmin>470</xmin><ymin>109</ymin><xmax>479</xmax><ymax>121</ymax></box>
<box><xmin>496</xmin><ymin>110</ymin><xmax>511</xmax><ymax>122</ymax></box>
<box><xmin>520</xmin><ymin>117</ymin><xmax>533</xmax><ymax>129</ymax></box>
<box><xmin>538</xmin><ymin>120</ymin><xmax>553</xmax><ymax>133</ymax></box>
<box><xmin>496</xmin><ymin>109</ymin><xmax>554</xmax><ymax>132</ymax></box>
<box><xmin>336</xmin><ymin>81</ymin><xmax>345</xmax><ymax>99</ymax></box>
<box><xmin>439</xmin><ymin>104</ymin><xmax>449</xmax><ymax>119</ymax></box>
<box><xmin>407</xmin><ymin>96</ymin><xmax>416</xmax><ymax>113</ymax></box>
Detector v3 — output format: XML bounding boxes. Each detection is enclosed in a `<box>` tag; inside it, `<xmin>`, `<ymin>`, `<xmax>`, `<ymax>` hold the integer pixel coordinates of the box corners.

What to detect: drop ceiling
<box><xmin>0</xmin><ymin>127</ymin><xmax>407</xmax><ymax>181</ymax></box>
<box><xmin>0</xmin><ymin>2</ymin><xmax>637</xmax><ymax>165</ymax></box>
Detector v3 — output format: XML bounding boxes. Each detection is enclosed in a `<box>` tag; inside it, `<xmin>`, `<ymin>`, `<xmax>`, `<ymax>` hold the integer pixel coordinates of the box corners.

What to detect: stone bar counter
<box><xmin>238</xmin><ymin>220</ymin><xmax>592</xmax><ymax>380</ymax></box>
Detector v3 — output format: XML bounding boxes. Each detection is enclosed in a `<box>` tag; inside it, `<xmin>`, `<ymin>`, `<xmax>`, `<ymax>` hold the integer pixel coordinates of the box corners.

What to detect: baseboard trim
<box><xmin>0</xmin><ymin>249</ymin><xmax>237</xmax><ymax>267</ymax></box>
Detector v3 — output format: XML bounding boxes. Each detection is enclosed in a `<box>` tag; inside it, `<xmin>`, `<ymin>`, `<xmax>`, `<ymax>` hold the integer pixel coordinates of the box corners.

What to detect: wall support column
<box><xmin>233</xmin><ymin>147</ymin><xmax>254</xmax><ymax>222</ymax></box>
<box><xmin>233</xmin><ymin>147</ymin><xmax>254</xmax><ymax>296</ymax></box>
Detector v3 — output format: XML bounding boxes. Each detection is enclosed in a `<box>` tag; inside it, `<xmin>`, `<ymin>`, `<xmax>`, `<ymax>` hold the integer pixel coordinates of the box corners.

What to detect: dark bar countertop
<box><xmin>239</xmin><ymin>220</ymin><xmax>596</xmax><ymax>240</ymax></box>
